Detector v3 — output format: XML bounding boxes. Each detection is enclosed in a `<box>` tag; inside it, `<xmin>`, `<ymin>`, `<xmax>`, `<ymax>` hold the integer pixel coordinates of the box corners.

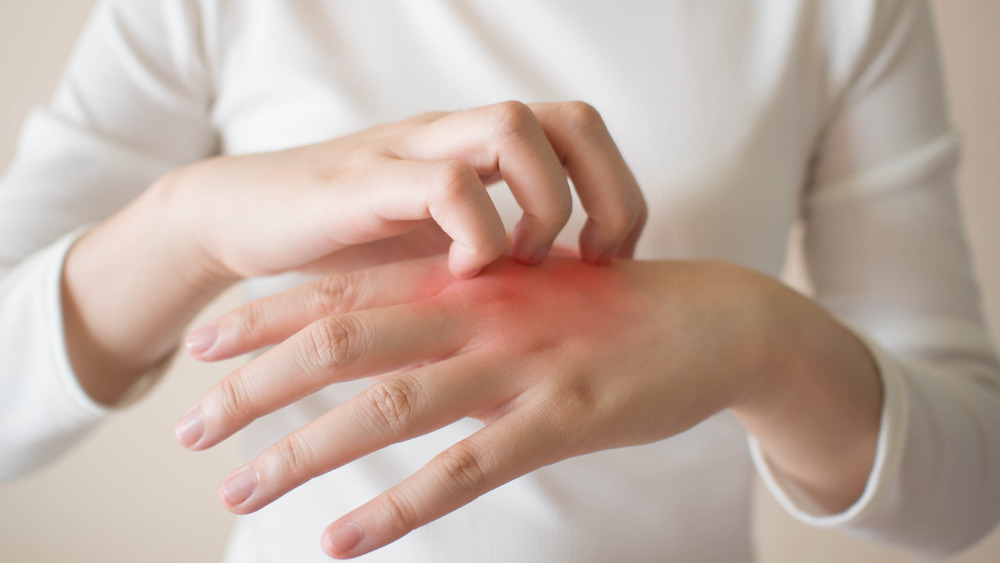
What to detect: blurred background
<box><xmin>0</xmin><ymin>1</ymin><xmax>997</xmax><ymax>561</ymax></box>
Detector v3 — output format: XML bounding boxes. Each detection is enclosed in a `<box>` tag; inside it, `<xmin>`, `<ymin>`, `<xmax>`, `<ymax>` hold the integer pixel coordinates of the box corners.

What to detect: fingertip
<box><xmin>220</xmin><ymin>465</ymin><xmax>257</xmax><ymax>511</ymax></box>
<box><xmin>580</xmin><ymin>243</ymin><xmax>617</xmax><ymax>266</ymax></box>
<box><xmin>186</xmin><ymin>322</ymin><xmax>219</xmax><ymax>359</ymax></box>
<box><xmin>595</xmin><ymin>248</ymin><xmax>617</xmax><ymax>265</ymax></box>
<box><xmin>517</xmin><ymin>243</ymin><xmax>551</xmax><ymax>266</ymax></box>
<box><xmin>451</xmin><ymin>265</ymin><xmax>483</xmax><ymax>280</ymax></box>
<box><xmin>323</xmin><ymin>522</ymin><xmax>365</xmax><ymax>559</ymax></box>
<box><xmin>175</xmin><ymin>405</ymin><xmax>206</xmax><ymax>449</ymax></box>
<box><xmin>615</xmin><ymin>240</ymin><xmax>638</xmax><ymax>259</ymax></box>
<box><xmin>578</xmin><ymin>224</ymin><xmax>622</xmax><ymax>265</ymax></box>
<box><xmin>448</xmin><ymin>242</ymin><xmax>493</xmax><ymax>279</ymax></box>
<box><xmin>510</xmin><ymin>221</ymin><xmax>553</xmax><ymax>265</ymax></box>
<box><xmin>321</xmin><ymin>533</ymin><xmax>337</xmax><ymax>558</ymax></box>
<box><xmin>217</xmin><ymin>483</ymin><xmax>238</xmax><ymax>512</ymax></box>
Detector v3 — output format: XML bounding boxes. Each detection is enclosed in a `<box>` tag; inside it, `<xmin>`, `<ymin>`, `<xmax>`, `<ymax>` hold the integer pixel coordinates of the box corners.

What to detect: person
<box><xmin>1</xmin><ymin>0</ymin><xmax>998</xmax><ymax>561</ymax></box>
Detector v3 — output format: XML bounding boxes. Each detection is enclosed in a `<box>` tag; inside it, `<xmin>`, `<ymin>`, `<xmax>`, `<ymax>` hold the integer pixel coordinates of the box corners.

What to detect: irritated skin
<box><xmin>178</xmin><ymin>254</ymin><xmax>881</xmax><ymax>559</ymax></box>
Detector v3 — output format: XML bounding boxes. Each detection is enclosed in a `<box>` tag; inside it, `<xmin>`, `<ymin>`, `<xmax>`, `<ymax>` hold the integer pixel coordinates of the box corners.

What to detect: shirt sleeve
<box><xmin>749</xmin><ymin>0</ymin><xmax>1000</xmax><ymax>556</ymax></box>
<box><xmin>0</xmin><ymin>0</ymin><xmax>216</xmax><ymax>482</ymax></box>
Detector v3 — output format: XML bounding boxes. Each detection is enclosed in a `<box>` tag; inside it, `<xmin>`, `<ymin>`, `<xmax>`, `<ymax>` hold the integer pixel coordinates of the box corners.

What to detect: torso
<box><xmin>209</xmin><ymin>2</ymin><xmax>841</xmax><ymax>560</ymax></box>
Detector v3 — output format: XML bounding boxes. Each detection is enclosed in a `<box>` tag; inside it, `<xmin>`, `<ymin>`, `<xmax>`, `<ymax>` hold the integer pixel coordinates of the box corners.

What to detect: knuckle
<box><xmin>303</xmin><ymin>316</ymin><xmax>364</xmax><ymax>371</ymax></box>
<box><xmin>490</xmin><ymin>100</ymin><xmax>536</xmax><ymax>140</ymax></box>
<box><xmin>558</xmin><ymin>101</ymin><xmax>605</xmax><ymax>136</ymax></box>
<box><xmin>436</xmin><ymin>160</ymin><xmax>479</xmax><ymax>203</ymax></box>
<box><xmin>562</xmin><ymin>378</ymin><xmax>598</xmax><ymax>411</ymax></box>
<box><xmin>359</xmin><ymin>376</ymin><xmax>421</xmax><ymax>435</ymax></box>
<box><xmin>216</xmin><ymin>372</ymin><xmax>256</xmax><ymax>421</ymax></box>
<box><xmin>273</xmin><ymin>431</ymin><xmax>317</xmax><ymax>477</ymax></box>
<box><xmin>600</xmin><ymin>197</ymin><xmax>643</xmax><ymax>235</ymax></box>
<box><xmin>546</xmin><ymin>380</ymin><xmax>598</xmax><ymax>435</ymax></box>
<box><xmin>228</xmin><ymin>302</ymin><xmax>267</xmax><ymax>341</ymax></box>
<box><xmin>436</xmin><ymin>443</ymin><xmax>487</xmax><ymax>497</ymax></box>
<box><xmin>379</xmin><ymin>492</ymin><xmax>418</xmax><ymax>535</ymax></box>
<box><xmin>312</xmin><ymin>272</ymin><xmax>358</xmax><ymax>315</ymax></box>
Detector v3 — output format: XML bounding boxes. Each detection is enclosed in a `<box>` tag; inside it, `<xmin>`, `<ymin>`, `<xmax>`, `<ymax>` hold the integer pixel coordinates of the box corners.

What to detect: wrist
<box><xmin>727</xmin><ymin>274</ymin><xmax>804</xmax><ymax>413</ymax></box>
<box><xmin>62</xmin><ymin>174</ymin><xmax>237</xmax><ymax>405</ymax></box>
<box><xmin>729</xmin><ymin>277</ymin><xmax>882</xmax><ymax>511</ymax></box>
<box><xmin>148</xmin><ymin>164</ymin><xmax>242</xmax><ymax>289</ymax></box>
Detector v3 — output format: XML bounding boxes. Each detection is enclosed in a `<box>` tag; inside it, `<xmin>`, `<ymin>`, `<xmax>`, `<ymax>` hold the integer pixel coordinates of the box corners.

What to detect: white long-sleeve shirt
<box><xmin>1</xmin><ymin>1</ymin><xmax>998</xmax><ymax>561</ymax></box>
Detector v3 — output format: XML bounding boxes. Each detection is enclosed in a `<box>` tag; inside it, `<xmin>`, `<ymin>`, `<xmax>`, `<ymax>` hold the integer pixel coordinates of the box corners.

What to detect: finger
<box><xmin>177</xmin><ymin>301</ymin><xmax>462</xmax><ymax>450</ymax></box>
<box><xmin>395</xmin><ymin>101</ymin><xmax>574</xmax><ymax>265</ymax></box>
<box><xmin>295</xmin><ymin>221</ymin><xmax>452</xmax><ymax>275</ymax></box>
<box><xmin>614</xmin><ymin>199</ymin><xmax>647</xmax><ymax>259</ymax></box>
<box><xmin>530</xmin><ymin>102</ymin><xmax>647</xmax><ymax>263</ymax></box>
<box><xmin>320</xmin><ymin>409</ymin><xmax>556</xmax><ymax>558</ymax></box>
<box><xmin>362</xmin><ymin>158</ymin><xmax>507</xmax><ymax>278</ymax></box>
<box><xmin>186</xmin><ymin>255</ymin><xmax>452</xmax><ymax>361</ymax></box>
<box><xmin>217</xmin><ymin>353</ymin><xmax>515</xmax><ymax>514</ymax></box>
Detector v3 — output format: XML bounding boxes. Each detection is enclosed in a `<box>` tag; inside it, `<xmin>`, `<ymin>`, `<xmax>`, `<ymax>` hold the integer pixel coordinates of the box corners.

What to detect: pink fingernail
<box><xmin>222</xmin><ymin>466</ymin><xmax>257</xmax><ymax>506</ymax></box>
<box><xmin>186</xmin><ymin>323</ymin><xmax>218</xmax><ymax>356</ymax></box>
<box><xmin>324</xmin><ymin>522</ymin><xmax>364</xmax><ymax>555</ymax></box>
<box><xmin>175</xmin><ymin>406</ymin><xmax>205</xmax><ymax>447</ymax></box>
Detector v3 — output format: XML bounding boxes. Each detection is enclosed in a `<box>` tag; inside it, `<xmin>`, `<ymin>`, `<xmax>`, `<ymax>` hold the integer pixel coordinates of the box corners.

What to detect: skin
<box><xmin>179</xmin><ymin>254</ymin><xmax>882</xmax><ymax>559</ymax></box>
<box><xmin>55</xmin><ymin>96</ymin><xmax>880</xmax><ymax>558</ymax></box>
<box><xmin>61</xmin><ymin>101</ymin><xmax>646</xmax><ymax>405</ymax></box>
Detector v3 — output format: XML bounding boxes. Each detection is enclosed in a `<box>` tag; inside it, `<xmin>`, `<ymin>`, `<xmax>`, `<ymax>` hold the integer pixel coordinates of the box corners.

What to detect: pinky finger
<box><xmin>320</xmin><ymin>411</ymin><xmax>555</xmax><ymax>559</ymax></box>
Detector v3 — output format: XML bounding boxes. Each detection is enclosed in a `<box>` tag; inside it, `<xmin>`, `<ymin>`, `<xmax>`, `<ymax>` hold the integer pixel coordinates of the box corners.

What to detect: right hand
<box><xmin>161</xmin><ymin>101</ymin><xmax>646</xmax><ymax>280</ymax></box>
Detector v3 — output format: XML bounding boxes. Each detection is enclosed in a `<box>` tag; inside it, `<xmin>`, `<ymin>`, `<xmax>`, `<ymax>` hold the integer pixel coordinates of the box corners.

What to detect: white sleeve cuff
<box><xmin>21</xmin><ymin>227</ymin><xmax>109</xmax><ymax>416</ymax></box>
<box><xmin>0</xmin><ymin>227</ymin><xmax>171</xmax><ymax>480</ymax></box>
<box><xmin>45</xmin><ymin>226</ymin><xmax>173</xmax><ymax>412</ymax></box>
<box><xmin>748</xmin><ymin>328</ymin><xmax>909</xmax><ymax>528</ymax></box>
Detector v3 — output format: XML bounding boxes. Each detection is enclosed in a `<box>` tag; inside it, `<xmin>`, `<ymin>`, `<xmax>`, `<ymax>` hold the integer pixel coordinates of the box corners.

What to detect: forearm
<box><xmin>62</xmin><ymin>174</ymin><xmax>235</xmax><ymax>406</ymax></box>
<box><xmin>731</xmin><ymin>280</ymin><xmax>883</xmax><ymax>512</ymax></box>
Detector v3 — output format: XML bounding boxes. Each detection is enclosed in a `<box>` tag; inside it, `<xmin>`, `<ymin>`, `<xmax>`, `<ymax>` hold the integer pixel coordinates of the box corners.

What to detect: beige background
<box><xmin>0</xmin><ymin>1</ymin><xmax>997</xmax><ymax>561</ymax></box>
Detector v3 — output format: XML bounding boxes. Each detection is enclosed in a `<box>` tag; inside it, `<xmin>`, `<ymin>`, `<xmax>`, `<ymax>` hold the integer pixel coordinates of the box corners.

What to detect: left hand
<box><xmin>175</xmin><ymin>254</ymin><xmax>868</xmax><ymax>558</ymax></box>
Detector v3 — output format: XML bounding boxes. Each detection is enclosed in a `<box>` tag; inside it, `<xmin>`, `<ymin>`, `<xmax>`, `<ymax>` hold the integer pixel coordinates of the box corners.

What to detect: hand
<box><xmin>61</xmin><ymin>100</ymin><xmax>644</xmax><ymax>405</ymax></box>
<box><xmin>178</xmin><ymin>255</ymin><xmax>781</xmax><ymax>558</ymax></box>
<box><xmin>163</xmin><ymin>101</ymin><xmax>646</xmax><ymax>280</ymax></box>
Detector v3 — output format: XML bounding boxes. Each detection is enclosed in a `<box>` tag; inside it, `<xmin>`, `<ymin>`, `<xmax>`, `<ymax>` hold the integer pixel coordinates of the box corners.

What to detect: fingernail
<box><xmin>526</xmin><ymin>244</ymin><xmax>552</xmax><ymax>265</ymax></box>
<box><xmin>222</xmin><ymin>466</ymin><xmax>257</xmax><ymax>506</ymax></box>
<box><xmin>324</xmin><ymin>522</ymin><xmax>364</xmax><ymax>555</ymax></box>
<box><xmin>175</xmin><ymin>406</ymin><xmax>205</xmax><ymax>447</ymax></box>
<box><xmin>186</xmin><ymin>323</ymin><xmax>218</xmax><ymax>356</ymax></box>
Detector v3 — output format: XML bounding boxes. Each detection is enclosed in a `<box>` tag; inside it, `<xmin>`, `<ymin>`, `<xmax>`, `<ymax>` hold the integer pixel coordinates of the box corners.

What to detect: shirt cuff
<box><xmin>41</xmin><ymin>227</ymin><xmax>110</xmax><ymax>419</ymax></box>
<box><xmin>748</xmin><ymin>327</ymin><xmax>909</xmax><ymax>528</ymax></box>
<box><xmin>49</xmin><ymin>227</ymin><xmax>174</xmax><ymax>412</ymax></box>
<box><xmin>0</xmin><ymin>228</ymin><xmax>177</xmax><ymax>480</ymax></box>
